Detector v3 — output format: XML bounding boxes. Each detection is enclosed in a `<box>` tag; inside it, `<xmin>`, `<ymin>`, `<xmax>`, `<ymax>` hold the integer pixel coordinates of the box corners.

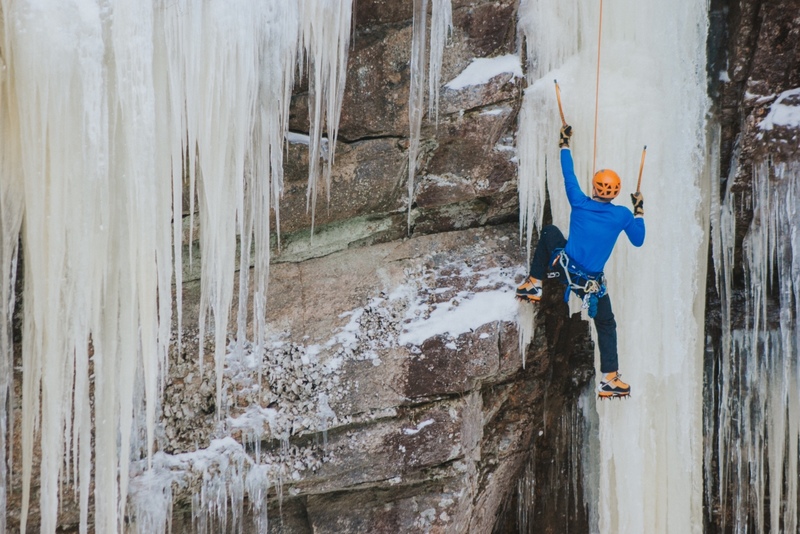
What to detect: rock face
<box><xmin>704</xmin><ymin>0</ymin><xmax>800</xmax><ymax>531</ymax></box>
<box><xmin>144</xmin><ymin>224</ymin><xmax>593</xmax><ymax>534</ymax></box>
<box><xmin>709</xmin><ymin>0</ymin><xmax>800</xmax><ymax>283</ymax></box>
<box><xmin>161</xmin><ymin>221</ymin><xmax>594</xmax><ymax>534</ymax></box>
<box><xmin>281</xmin><ymin>0</ymin><xmax>521</xmax><ymax>258</ymax></box>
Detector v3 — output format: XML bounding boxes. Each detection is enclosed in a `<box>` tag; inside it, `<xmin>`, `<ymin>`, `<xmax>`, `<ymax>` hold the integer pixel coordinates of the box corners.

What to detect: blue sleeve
<box><xmin>560</xmin><ymin>148</ymin><xmax>589</xmax><ymax>207</ymax></box>
<box><xmin>624</xmin><ymin>215</ymin><xmax>646</xmax><ymax>247</ymax></box>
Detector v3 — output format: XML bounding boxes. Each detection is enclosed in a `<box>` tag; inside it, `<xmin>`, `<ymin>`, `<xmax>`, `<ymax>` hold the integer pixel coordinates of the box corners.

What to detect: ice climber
<box><xmin>516</xmin><ymin>124</ymin><xmax>645</xmax><ymax>399</ymax></box>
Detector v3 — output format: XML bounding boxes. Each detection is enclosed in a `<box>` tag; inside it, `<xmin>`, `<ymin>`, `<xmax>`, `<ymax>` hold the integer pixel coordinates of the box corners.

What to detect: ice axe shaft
<box><xmin>554</xmin><ymin>80</ymin><xmax>566</xmax><ymax>126</ymax></box>
<box><xmin>636</xmin><ymin>145</ymin><xmax>647</xmax><ymax>193</ymax></box>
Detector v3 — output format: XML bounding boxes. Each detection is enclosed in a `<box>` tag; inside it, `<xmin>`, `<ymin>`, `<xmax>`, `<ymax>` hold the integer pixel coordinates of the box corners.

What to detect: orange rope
<box><xmin>592</xmin><ymin>0</ymin><xmax>604</xmax><ymax>176</ymax></box>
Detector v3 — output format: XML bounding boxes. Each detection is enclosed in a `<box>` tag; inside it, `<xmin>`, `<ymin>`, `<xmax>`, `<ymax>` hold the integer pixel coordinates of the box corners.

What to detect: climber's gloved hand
<box><xmin>631</xmin><ymin>192</ymin><xmax>644</xmax><ymax>216</ymax></box>
<box><xmin>559</xmin><ymin>124</ymin><xmax>573</xmax><ymax>148</ymax></box>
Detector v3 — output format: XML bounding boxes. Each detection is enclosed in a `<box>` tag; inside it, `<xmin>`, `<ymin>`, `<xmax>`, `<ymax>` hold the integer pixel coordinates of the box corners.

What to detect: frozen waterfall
<box><xmin>5</xmin><ymin>0</ymin><xmax>798</xmax><ymax>532</ymax></box>
<box><xmin>517</xmin><ymin>0</ymin><xmax>710</xmax><ymax>532</ymax></box>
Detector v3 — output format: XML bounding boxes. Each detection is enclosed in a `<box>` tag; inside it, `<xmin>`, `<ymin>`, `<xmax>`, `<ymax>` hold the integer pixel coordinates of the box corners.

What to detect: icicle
<box><xmin>299</xmin><ymin>0</ymin><xmax>353</xmax><ymax>234</ymax></box>
<box><xmin>407</xmin><ymin>0</ymin><xmax>428</xmax><ymax>231</ymax></box>
<box><xmin>428</xmin><ymin>0</ymin><xmax>452</xmax><ymax>124</ymax></box>
<box><xmin>317</xmin><ymin>392</ymin><xmax>336</xmax><ymax>446</ymax></box>
<box><xmin>240</xmin><ymin>1</ymin><xmax>301</xmax><ymax>384</ymax></box>
<box><xmin>128</xmin><ymin>468</ymin><xmax>174</xmax><ymax>534</ymax></box>
<box><xmin>711</xmin><ymin>159</ymin><xmax>800</xmax><ymax>532</ymax></box>
<box><xmin>109</xmin><ymin>7</ymin><xmax>170</xmax><ymax>530</ymax></box>
<box><xmin>0</xmin><ymin>11</ymin><xmax>25</xmax><ymax>531</ymax></box>
<box><xmin>517</xmin><ymin>301</ymin><xmax>537</xmax><ymax>369</ymax></box>
<box><xmin>407</xmin><ymin>0</ymin><xmax>452</xmax><ymax>231</ymax></box>
<box><xmin>245</xmin><ymin>464</ymin><xmax>273</xmax><ymax>533</ymax></box>
<box><xmin>4</xmin><ymin>1</ymin><xmax>110</xmax><ymax>530</ymax></box>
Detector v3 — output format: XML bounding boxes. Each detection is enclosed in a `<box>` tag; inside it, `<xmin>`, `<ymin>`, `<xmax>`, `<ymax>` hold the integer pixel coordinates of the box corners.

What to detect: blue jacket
<box><xmin>561</xmin><ymin>148</ymin><xmax>645</xmax><ymax>273</ymax></box>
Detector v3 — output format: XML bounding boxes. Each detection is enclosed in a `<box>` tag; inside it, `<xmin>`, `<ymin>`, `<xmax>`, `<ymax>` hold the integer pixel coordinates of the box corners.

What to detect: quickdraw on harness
<box><xmin>551</xmin><ymin>248</ymin><xmax>607</xmax><ymax>318</ymax></box>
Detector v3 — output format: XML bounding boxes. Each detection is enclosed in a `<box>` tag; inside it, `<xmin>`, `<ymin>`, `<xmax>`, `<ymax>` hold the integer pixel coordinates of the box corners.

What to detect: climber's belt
<box><xmin>550</xmin><ymin>249</ymin><xmax>607</xmax><ymax>303</ymax></box>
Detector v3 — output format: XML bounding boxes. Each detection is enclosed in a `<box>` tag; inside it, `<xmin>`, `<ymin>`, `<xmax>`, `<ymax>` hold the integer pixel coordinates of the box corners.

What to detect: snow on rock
<box><xmin>126</xmin><ymin>225</ymin><xmax>526</xmax><ymax>532</ymax></box>
<box><xmin>399</xmin><ymin>266</ymin><xmax>518</xmax><ymax>346</ymax></box>
<box><xmin>445</xmin><ymin>54</ymin><xmax>522</xmax><ymax>90</ymax></box>
<box><xmin>759</xmin><ymin>87</ymin><xmax>800</xmax><ymax>130</ymax></box>
<box><xmin>217</xmin><ymin>262</ymin><xmax>519</xmax><ymax>447</ymax></box>
<box><xmin>403</xmin><ymin>419</ymin><xmax>435</xmax><ymax>435</ymax></box>
<box><xmin>137</xmin><ymin>244</ymin><xmax>522</xmax><ymax>529</ymax></box>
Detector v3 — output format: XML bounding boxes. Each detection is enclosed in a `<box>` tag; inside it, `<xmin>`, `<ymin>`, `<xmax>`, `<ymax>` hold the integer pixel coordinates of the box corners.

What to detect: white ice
<box><xmin>517</xmin><ymin>0</ymin><xmax>710</xmax><ymax>532</ymax></box>
<box><xmin>0</xmin><ymin>0</ymin><xmax>354</xmax><ymax>532</ymax></box>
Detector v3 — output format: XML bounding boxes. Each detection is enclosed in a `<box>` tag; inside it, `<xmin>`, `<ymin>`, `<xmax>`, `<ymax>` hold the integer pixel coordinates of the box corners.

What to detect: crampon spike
<box><xmin>598</xmin><ymin>393</ymin><xmax>630</xmax><ymax>401</ymax></box>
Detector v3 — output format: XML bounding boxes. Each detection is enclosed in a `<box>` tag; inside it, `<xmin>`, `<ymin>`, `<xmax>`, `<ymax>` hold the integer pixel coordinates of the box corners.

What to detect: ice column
<box><xmin>299</xmin><ymin>0</ymin><xmax>353</xmax><ymax>232</ymax></box>
<box><xmin>0</xmin><ymin>18</ymin><xmax>24</xmax><ymax>532</ymax></box>
<box><xmin>709</xmin><ymin>157</ymin><xmax>800</xmax><ymax>532</ymax></box>
<box><xmin>0</xmin><ymin>0</ymin><xmax>354</xmax><ymax>531</ymax></box>
<box><xmin>3</xmin><ymin>2</ymin><xmax>112</xmax><ymax>530</ymax></box>
<box><xmin>517</xmin><ymin>0</ymin><xmax>710</xmax><ymax>532</ymax></box>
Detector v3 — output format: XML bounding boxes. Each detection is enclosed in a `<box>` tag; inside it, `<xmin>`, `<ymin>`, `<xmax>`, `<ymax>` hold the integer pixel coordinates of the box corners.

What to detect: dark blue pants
<box><xmin>529</xmin><ymin>225</ymin><xmax>619</xmax><ymax>373</ymax></box>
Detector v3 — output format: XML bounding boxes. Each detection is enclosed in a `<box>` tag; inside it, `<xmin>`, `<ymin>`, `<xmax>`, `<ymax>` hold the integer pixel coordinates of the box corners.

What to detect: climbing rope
<box><xmin>592</xmin><ymin>0</ymin><xmax>604</xmax><ymax>175</ymax></box>
<box><xmin>555</xmin><ymin>1</ymin><xmax>649</xmax><ymax>190</ymax></box>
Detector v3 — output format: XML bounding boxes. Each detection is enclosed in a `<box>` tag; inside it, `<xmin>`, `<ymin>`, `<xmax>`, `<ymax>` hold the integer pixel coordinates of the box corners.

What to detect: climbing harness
<box><xmin>551</xmin><ymin>249</ymin><xmax>607</xmax><ymax>318</ymax></box>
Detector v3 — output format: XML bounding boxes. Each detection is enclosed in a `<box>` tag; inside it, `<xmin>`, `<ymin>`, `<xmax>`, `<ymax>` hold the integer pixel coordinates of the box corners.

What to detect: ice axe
<box><xmin>554</xmin><ymin>80</ymin><xmax>566</xmax><ymax>126</ymax></box>
<box><xmin>636</xmin><ymin>145</ymin><xmax>647</xmax><ymax>193</ymax></box>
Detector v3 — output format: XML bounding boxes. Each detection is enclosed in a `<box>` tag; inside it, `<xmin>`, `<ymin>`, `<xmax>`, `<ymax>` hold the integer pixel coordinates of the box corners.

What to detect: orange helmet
<box><xmin>592</xmin><ymin>169</ymin><xmax>621</xmax><ymax>199</ymax></box>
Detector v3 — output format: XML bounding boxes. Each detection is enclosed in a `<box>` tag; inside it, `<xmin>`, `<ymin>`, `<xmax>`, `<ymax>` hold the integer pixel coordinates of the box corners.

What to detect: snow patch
<box><xmin>396</xmin><ymin>265</ymin><xmax>519</xmax><ymax>346</ymax></box>
<box><xmin>480</xmin><ymin>107</ymin><xmax>509</xmax><ymax>116</ymax></box>
<box><xmin>760</xmin><ymin>87</ymin><xmax>800</xmax><ymax>130</ymax></box>
<box><xmin>445</xmin><ymin>54</ymin><xmax>522</xmax><ymax>90</ymax></box>
<box><xmin>400</xmin><ymin>288</ymin><xmax>515</xmax><ymax>345</ymax></box>
<box><xmin>403</xmin><ymin>419</ymin><xmax>435</xmax><ymax>435</ymax></box>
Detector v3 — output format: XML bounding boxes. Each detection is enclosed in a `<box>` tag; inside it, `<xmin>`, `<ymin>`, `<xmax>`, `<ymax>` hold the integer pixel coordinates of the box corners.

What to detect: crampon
<box><xmin>597</xmin><ymin>372</ymin><xmax>630</xmax><ymax>400</ymax></box>
<box><xmin>597</xmin><ymin>390</ymin><xmax>630</xmax><ymax>400</ymax></box>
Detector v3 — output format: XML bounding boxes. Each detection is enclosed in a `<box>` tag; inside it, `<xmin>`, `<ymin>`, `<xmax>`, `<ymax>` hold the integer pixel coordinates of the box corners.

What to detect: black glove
<box><xmin>559</xmin><ymin>124</ymin><xmax>572</xmax><ymax>148</ymax></box>
<box><xmin>631</xmin><ymin>192</ymin><xmax>644</xmax><ymax>216</ymax></box>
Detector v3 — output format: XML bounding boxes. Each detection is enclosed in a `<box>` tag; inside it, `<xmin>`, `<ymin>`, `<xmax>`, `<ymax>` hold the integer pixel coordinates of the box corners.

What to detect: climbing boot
<box><xmin>597</xmin><ymin>371</ymin><xmax>630</xmax><ymax>399</ymax></box>
<box><xmin>515</xmin><ymin>276</ymin><xmax>542</xmax><ymax>303</ymax></box>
